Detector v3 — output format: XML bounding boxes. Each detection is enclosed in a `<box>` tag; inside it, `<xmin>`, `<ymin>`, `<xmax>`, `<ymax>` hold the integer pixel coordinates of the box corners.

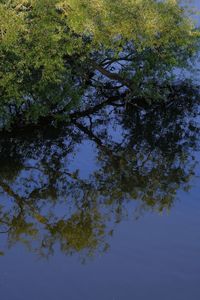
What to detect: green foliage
<box><xmin>0</xmin><ymin>0</ymin><xmax>199</xmax><ymax>128</ymax></box>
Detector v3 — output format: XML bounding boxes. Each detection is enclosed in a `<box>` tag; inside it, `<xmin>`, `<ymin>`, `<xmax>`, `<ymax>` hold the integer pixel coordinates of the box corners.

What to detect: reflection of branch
<box><xmin>73</xmin><ymin>121</ymin><xmax>110</xmax><ymax>153</ymax></box>
<box><xmin>73</xmin><ymin>121</ymin><xmax>120</xmax><ymax>164</ymax></box>
<box><xmin>70</xmin><ymin>94</ymin><xmax>125</xmax><ymax>119</ymax></box>
<box><xmin>0</xmin><ymin>94</ymin><xmax>127</xmax><ymax>136</ymax></box>
<box><xmin>90</xmin><ymin>60</ymin><xmax>132</xmax><ymax>90</ymax></box>
<box><xmin>0</xmin><ymin>179</ymin><xmax>25</xmax><ymax>211</ymax></box>
<box><xmin>0</xmin><ymin>228</ymin><xmax>10</xmax><ymax>234</ymax></box>
<box><xmin>0</xmin><ymin>179</ymin><xmax>46</xmax><ymax>223</ymax></box>
<box><xmin>101</xmin><ymin>53</ymin><xmax>134</xmax><ymax>67</ymax></box>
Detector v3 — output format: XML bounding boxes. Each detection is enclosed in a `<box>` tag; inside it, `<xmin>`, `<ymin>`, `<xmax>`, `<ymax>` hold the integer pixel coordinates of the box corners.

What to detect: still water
<box><xmin>1</xmin><ymin>3</ymin><xmax>200</xmax><ymax>300</ymax></box>
<box><xmin>0</xmin><ymin>82</ymin><xmax>200</xmax><ymax>300</ymax></box>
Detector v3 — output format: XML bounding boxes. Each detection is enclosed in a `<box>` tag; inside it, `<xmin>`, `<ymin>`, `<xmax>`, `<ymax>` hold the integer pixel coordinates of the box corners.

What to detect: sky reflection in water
<box><xmin>0</xmin><ymin>1</ymin><xmax>200</xmax><ymax>298</ymax></box>
<box><xmin>0</xmin><ymin>82</ymin><xmax>200</xmax><ymax>299</ymax></box>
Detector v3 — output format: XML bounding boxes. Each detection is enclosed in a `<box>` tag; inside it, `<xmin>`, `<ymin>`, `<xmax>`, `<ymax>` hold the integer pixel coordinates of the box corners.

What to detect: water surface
<box><xmin>0</xmin><ymin>82</ymin><xmax>200</xmax><ymax>300</ymax></box>
<box><xmin>1</xmin><ymin>1</ymin><xmax>200</xmax><ymax>299</ymax></box>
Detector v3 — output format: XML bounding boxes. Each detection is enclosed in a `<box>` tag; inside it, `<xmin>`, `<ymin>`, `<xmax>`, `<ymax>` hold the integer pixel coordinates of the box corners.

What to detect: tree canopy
<box><xmin>0</xmin><ymin>0</ymin><xmax>199</xmax><ymax>128</ymax></box>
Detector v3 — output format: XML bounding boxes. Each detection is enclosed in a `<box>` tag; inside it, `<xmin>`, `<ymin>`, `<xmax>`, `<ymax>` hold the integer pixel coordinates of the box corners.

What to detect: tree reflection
<box><xmin>0</xmin><ymin>82</ymin><xmax>199</xmax><ymax>259</ymax></box>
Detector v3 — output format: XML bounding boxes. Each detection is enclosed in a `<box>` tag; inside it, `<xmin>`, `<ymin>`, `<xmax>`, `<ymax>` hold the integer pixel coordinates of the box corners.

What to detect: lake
<box><xmin>0</xmin><ymin>1</ymin><xmax>200</xmax><ymax>300</ymax></box>
<box><xmin>0</xmin><ymin>81</ymin><xmax>199</xmax><ymax>300</ymax></box>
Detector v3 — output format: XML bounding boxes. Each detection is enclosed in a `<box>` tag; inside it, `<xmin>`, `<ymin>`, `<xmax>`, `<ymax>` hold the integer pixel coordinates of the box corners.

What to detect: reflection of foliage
<box><xmin>0</xmin><ymin>0</ymin><xmax>199</xmax><ymax>127</ymax></box>
<box><xmin>0</xmin><ymin>82</ymin><xmax>199</xmax><ymax>259</ymax></box>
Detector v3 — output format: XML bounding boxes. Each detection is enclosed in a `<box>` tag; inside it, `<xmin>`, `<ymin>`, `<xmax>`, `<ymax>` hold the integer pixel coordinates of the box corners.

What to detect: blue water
<box><xmin>1</xmin><ymin>171</ymin><xmax>200</xmax><ymax>300</ymax></box>
<box><xmin>0</xmin><ymin>101</ymin><xmax>200</xmax><ymax>300</ymax></box>
<box><xmin>0</xmin><ymin>2</ymin><xmax>200</xmax><ymax>300</ymax></box>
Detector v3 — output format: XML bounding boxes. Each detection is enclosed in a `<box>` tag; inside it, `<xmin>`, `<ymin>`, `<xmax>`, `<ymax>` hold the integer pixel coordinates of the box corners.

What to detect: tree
<box><xmin>0</xmin><ymin>0</ymin><xmax>199</xmax><ymax>128</ymax></box>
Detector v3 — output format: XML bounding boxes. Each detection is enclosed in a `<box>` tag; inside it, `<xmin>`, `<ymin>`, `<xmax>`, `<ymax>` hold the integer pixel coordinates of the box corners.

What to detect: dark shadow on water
<box><xmin>0</xmin><ymin>82</ymin><xmax>200</xmax><ymax>260</ymax></box>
